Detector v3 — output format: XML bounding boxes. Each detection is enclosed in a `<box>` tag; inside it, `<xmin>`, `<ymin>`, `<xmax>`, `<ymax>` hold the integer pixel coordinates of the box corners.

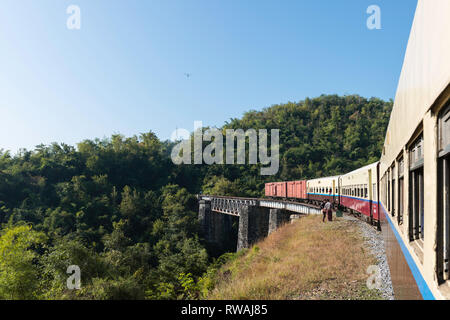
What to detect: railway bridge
<box><xmin>197</xmin><ymin>195</ymin><xmax>321</xmax><ymax>251</ymax></box>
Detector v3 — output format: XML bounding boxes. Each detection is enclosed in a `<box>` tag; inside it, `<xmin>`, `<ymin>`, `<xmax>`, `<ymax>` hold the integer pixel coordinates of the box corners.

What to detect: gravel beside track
<box><xmin>343</xmin><ymin>214</ymin><xmax>395</xmax><ymax>300</ymax></box>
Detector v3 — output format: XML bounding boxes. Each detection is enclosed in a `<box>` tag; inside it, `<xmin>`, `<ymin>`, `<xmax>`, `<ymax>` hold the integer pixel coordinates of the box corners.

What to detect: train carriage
<box><xmin>377</xmin><ymin>0</ymin><xmax>450</xmax><ymax>300</ymax></box>
<box><xmin>286</xmin><ymin>180</ymin><xmax>307</xmax><ymax>200</ymax></box>
<box><xmin>265</xmin><ymin>182</ymin><xmax>287</xmax><ymax>198</ymax></box>
<box><xmin>265</xmin><ymin>181</ymin><xmax>308</xmax><ymax>201</ymax></box>
<box><xmin>340</xmin><ymin>162</ymin><xmax>379</xmax><ymax>223</ymax></box>
<box><xmin>306</xmin><ymin>176</ymin><xmax>340</xmax><ymax>205</ymax></box>
<box><xmin>264</xmin><ymin>183</ymin><xmax>275</xmax><ymax>198</ymax></box>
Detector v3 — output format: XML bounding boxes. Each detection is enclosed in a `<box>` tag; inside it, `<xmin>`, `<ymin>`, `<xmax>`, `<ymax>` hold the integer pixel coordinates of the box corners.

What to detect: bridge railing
<box><xmin>197</xmin><ymin>195</ymin><xmax>321</xmax><ymax>216</ymax></box>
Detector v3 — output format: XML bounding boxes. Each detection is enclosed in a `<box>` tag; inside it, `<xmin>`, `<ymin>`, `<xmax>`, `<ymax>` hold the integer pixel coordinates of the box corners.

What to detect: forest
<box><xmin>0</xmin><ymin>94</ymin><xmax>392</xmax><ymax>299</ymax></box>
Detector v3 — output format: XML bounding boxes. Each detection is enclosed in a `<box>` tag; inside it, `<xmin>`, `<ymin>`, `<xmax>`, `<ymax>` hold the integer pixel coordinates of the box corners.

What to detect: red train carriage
<box><xmin>286</xmin><ymin>180</ymin><xmax>307</xmax><ymax>200</ymax></box>
<box><xmin>265</xmin><ymin>180</ymin><xmax>307</xmax><ymax>200</ymax></box>
<box><xmin>265</xmin><ymin>182</ymin><xmax>287</xmax><ymax>198</ymax></box>
<box><xmin>274</xmin><ymin>182</ymin><xmax>287</xmax><ymax>198</ymax></box>
<box><xmin>265</xmin><ymin>183</ymin><xmax>274</xmax><ymax>197</ymax></box>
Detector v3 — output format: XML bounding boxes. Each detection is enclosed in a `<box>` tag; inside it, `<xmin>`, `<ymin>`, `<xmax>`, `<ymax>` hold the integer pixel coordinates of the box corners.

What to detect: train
<box><xmin>266</xmin><ymin>0</ymin><xmax>450</xmax><ymax>300</ymax></box>
<box><xmin>265</xmin><ymin>163</ymin><xmax>380</xmax><ymax>226</ymax></box>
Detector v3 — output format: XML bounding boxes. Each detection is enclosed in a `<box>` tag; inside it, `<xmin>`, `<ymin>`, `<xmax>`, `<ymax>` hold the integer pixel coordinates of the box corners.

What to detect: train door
<box><xmin>438</xmin><ymin>103</ymin><xmax>450</xmax><ymax>282</ymax></box>
<box><xmin>332</xmin><ymin>180</ymin><xmax>336</xmax><ymax>203</ymax></box>
<box><xmin>409</xmin><ymin>134</ymin><xmax>424</xmax><ymax>243</ymax></box>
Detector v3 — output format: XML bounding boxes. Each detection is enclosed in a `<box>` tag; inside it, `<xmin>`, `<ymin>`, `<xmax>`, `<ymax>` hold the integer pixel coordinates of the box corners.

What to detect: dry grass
<box><xmin>207</xmin><ymin>215</ymin><xmax>382</xmax><ymax>300</ymax></box>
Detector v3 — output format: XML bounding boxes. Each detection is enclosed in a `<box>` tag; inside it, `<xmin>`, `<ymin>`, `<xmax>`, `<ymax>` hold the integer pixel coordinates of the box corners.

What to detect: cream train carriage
<box><xmin>306</xmin><ymin>176</ymin><xmax>339</xmax><ymax>205</ymax></box>
<box><xmin>340</xmin><ymin>162</ymin><xmax>379</xmax><ymax>225</ymax></box>
<box><xmin>379</xmin><ymin>0</ymin><xmax>450</xmax><ymax>299</ymax></box>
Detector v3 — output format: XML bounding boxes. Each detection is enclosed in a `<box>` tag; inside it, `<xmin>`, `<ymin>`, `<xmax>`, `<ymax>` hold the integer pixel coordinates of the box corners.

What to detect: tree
<box><xmin>0</xmin><ymin>224</ymin><xmax>46</xmax><ymax>299</ymax></box>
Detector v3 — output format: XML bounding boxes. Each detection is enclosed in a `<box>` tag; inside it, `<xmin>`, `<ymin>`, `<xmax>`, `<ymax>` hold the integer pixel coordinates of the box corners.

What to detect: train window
<box><xmin>392</xmin><ymin>164</ymin><xmax>396</xmax><ymax>217</ymax></box>
<box><xmin>364</xmin><ymin>187</ymin><xmax>368</xmax><ymax>198</ymax></box>
<box><xmin>409</xmin><ymin>134</ymin><xmax>424</xmax><ymax>244</ymax></box>
<box><xmin>398</xmin><ymin>157</ymin><xmax>404</xmax><ymax>225</ymax></box>
<box><xmin>387</xmin><ymin>169</ymin><xmax>391</xmax><ymax>212</ymax></box>
<box><xmin>438</xmin><ymin>104</ymin><xmax>450</xmax><ymax>281</ymax></box>
<box><xmin>410</xmin><ymin>134</ymin><xmax>424</xmax><ymax>169</ymax></box>
<box><xmin>398</xmin><ymin>176</ymin><xmax>404</xmax><ymax>224</ymax></box>
<box><xmin>399</xmin><ymin>157</ymin><xmax>404</xmax><ymax>177</ymax></box>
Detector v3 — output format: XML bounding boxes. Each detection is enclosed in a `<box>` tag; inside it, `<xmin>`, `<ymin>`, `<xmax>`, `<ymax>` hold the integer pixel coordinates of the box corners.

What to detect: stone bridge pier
<box><xmin>199</xmin><ymin>200</ymin><xmax>291</xmax><ymax>252</ymax></box>
<box><xmin>198</xmin><ymin>200</ymin><xmax>235</xmax><ymax>251</ymax></box>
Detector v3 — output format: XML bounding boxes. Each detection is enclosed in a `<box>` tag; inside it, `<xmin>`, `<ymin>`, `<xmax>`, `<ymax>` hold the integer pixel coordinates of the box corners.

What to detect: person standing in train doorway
<box><xmin>324</xmin><ymin>199</ymin><xmax>333</xmax><ymax>222</ymax></box>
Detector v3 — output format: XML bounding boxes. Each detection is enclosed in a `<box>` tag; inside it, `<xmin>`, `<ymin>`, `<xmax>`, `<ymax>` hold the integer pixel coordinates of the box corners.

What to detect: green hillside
<box><xmin>0</xmin><ymin>94</ymin><xmax>392</xmax><ymax>299</ymax></box>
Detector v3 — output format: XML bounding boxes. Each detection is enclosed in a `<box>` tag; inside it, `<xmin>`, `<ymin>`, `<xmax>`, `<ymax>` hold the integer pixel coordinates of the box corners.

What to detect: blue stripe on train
<box><xmin>380</xmin><ymin>202</ymin><xmax>435</xmax><ymax>300</ymax></box>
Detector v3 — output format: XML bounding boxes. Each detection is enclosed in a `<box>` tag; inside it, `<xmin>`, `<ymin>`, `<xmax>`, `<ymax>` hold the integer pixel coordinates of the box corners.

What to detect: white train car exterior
<box><xmin>379</xmin><ymin>0</ymin><xmax>450</xmax><ymax>300</ymax></box>
<box><xmin>306</xmin><ymin>176</ymin><xmax>340</xmax><ymax>205</ymax></box>
<box><xmin>340</xmin><ymin>162</ymin><xmax>379</xmax><ymax>224</ymax></box>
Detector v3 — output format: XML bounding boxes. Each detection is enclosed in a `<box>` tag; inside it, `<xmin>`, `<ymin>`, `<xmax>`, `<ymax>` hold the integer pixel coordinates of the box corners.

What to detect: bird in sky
<box><xmin>184</xmin><ymin>73</ymin><xmax>191</xmax><ymax>79</ymax></box>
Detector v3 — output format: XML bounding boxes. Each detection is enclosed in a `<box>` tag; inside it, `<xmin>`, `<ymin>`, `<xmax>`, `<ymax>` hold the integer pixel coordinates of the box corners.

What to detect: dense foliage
<box><xmin>0</xmin><ymin>94</ymin><xmax>392</xmax><ymax>299</ymax></box>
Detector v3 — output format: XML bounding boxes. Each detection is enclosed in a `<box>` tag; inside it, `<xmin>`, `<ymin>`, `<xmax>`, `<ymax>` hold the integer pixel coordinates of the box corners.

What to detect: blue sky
<box><xmin>0</xmin><ymin>0</ymin><xmax>417</xmax><ymax>153</ymax></box>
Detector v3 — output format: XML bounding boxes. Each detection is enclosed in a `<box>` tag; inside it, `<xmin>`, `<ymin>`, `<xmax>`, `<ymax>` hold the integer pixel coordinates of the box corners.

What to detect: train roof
<box><xmin>342</xmin><ymin>162</ymin><xmax>379</xmax><ymax>177</ymax></box>
<box><xmin>307</xmin><ymin>175</ymin><xmax>341</xmax><ymax>183</ymax></box>
<box><xmin>380</xmin><ymin>0</ymin><xmax>450</xmax><ymax>173</ymax></box>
